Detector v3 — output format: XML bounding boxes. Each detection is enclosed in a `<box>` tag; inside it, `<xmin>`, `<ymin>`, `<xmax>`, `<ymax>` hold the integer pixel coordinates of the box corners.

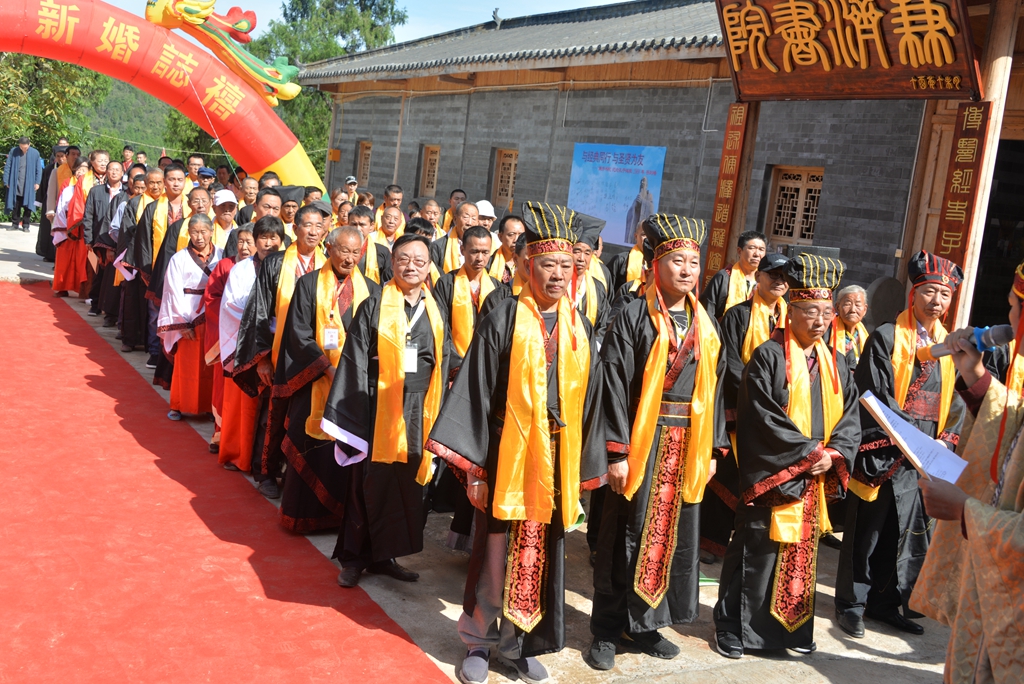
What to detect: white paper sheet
<box><xmin>112</xmin><ymin>249</ymin><xmax>135</xmax><ymax>281</ymax></box>
<box><xmin>860</xmin><ymin>391</ymin><xmax>968</xmax><ymax>484</ymax></box>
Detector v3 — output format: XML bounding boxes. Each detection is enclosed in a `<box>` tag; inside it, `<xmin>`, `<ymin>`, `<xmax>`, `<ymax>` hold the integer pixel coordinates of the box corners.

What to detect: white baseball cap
<box><xmin>213</xmin><ymin>189</ymin><xmax>238</xmax><ymax>207</ymax></box>
<box><xmin>476</xmin><ymin>200</ymin><xmax>497</xmax><ymax>218</ymax></box>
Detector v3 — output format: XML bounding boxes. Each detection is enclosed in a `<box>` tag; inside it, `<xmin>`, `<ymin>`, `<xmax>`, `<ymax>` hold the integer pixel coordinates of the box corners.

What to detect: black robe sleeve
<box><xmin>322</xmin><ymin>293</ymin><xmax>381</xmax><ymax>452</ymax></box>
<box><xmin>698</xmin><ymin>268</ymin><xmax>731</xmax><ymax>320</ymax></box>
<box><xmin>232</xmin><ymin>251</ymin><xmax>284</xmax><ymax>397</ymax></box>
<box><xmin>432</xmin><ymin>271</ymin><xmax>455</xmax><ymax>320</ymax></box>
<box><xmin>375</xmin><ymin>244</ymin><xmax>393</xmax><ymax>283</ymax></box>
<box><xmin>116</xmin><ymin>196</ymin><xmax>140</xmax><ymax>268</ymax></box>
<box><xmin>720</xmin><ymin>301</ymin><xmax>753</xmax><ymax>414</ymax></box>
<box><xmin>147</xmin><ymin>218</ymin><xmax>184</xmax><ymax>305</ymax></box>
<box><xmin>131</xmin><ymin>200</ymin><xmax>160</xmax><ymax>278</ymax></box>
<box><xmin>81</xmin><ymin>187</ymin><xmax>103</xmax><ymax>246</ymax></box>
<box><xmin>429</xmin><ymin>237</ymin><xmax>448</xmax><ymax>273</ymax></box>
<box><xmin>238</xmin><ymin>204</ymin><xmax>254</xmax><ymax>225</ymax></box>
<box><xmin>736</xmin><ymin>340</ymin><xmax>860</xmax><ymax>505</ymax></box>
<box><xmin>223</xmin><ymin>227</ymin><xmax>240</xmax><ymax>260</ymax></box>
<box><xmin>983</xmin><ymin>343</ymin><xmax>1012</xmax><ymax>384</ymax></box>
<box><xmin>606</xmin><ymin>252</ymin><xmax>628</xmax><ymax>294</ymax></box>
<box><xmin>273</xmin><ymin>270</ymin><xmax>330</xmax><ymax>397</ymax></box>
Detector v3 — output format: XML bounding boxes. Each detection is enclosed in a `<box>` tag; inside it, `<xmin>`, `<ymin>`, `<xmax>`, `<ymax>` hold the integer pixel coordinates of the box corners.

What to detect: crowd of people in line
<box><xmin>7</xmin><ymin>135</ymin><xmax>1021</xmax><ymax>684</ymax></box>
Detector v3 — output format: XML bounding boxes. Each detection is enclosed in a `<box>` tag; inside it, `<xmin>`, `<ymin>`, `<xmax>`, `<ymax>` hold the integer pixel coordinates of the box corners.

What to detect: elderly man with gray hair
<box><xmin>830</xmin><ymin>284</ymin><xmax>869</xmax><ymax>366</ymax></box>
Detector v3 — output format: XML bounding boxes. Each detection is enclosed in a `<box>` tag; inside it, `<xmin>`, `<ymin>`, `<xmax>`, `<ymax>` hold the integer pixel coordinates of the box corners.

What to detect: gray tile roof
<box><xmin>299</xmin><ymin>0</ymin><xmax>724</xmax><ymax>84</ymax></box>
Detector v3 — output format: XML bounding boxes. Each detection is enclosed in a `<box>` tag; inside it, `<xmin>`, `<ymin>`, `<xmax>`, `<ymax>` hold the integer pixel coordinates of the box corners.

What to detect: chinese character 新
<box><xmin>723</xmin><ymin>0</ymin><xmax>779</xmax><ymax>72</ymax></box>
<box><xmin>955</xmin><ymin>137</ymin><xmax>978</xmax><ymax>164</ymax></box>
<box><xmin>950</xmin><ymin>168</ymin><xmax>973</xmax><ymax>193</ymax></box>
<box><xmin>772</xmin><ymin>0</ymin><xmax>832</xmax><ymax>73</ymax></box>
<box><xmin>939</xmin><ymin>229</ymin><xmax>963</xmax><ymax>255</ymax></box>
<box><xmin>715</xmin><ymin>203</ymin><xmax>731</xmax><ymax>224</ymax></box>
<box><xmin>202</xmin><ymin>75</ymin><xmax>247</xmax><ymax>121</ymax></box>
<box><xmin>945</xmin><ymin>200</ymin><xmax>969</xmax><ymax>223</ymax></box>
<box><xmin>97</xmin><ymin>17</ymin><xmax>140</xmax><ymax>64</ymax></box>
<box><xmin>719</xmin><ymin>179</ymin><xmax>735</xmax><ymax>199</ymax></box>
<box><xmin>152</xmin><ymin>43</ymin><xmax>198</xmax><ymax>88</ymax></box>
<box><xmin>962</xmin><ymin>106</ymin><xmax>984</xmax><ymax>131</ymax></box>
<box><xmin>889</xmin><ymin>0</ymin><xmax>957</xmax><ymax>69</ymax></box>
<box><xmin>36</xmin><ymin>0</ymin><xmax>79</xmax><ymax>45</ymax></box>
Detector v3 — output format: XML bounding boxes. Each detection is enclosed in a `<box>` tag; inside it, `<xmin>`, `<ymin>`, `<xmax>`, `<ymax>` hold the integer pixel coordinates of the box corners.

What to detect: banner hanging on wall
<box><xmin>567</xmin><ymin>143</ymin><xmax>667</xmax><ymax>247</ymax></box>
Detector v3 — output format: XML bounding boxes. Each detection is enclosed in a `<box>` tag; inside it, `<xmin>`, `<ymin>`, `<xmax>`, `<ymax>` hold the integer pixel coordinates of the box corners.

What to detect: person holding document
<box><xmin>909</xmin><ymin>257</ymin><xmax>1024</xmax><ymax>684</ymax></box>
<box><xmin>835</xmin><ymin>250</ymin><xmax>967</xmax><ymax>639</ymax></box>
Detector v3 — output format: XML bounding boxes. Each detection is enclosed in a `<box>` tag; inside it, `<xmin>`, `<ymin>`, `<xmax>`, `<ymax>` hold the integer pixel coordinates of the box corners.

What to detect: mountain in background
<box><xmin>81</xmin><ymin>77</ymin><xmax>174</xmax><ymax>157</ymax></box>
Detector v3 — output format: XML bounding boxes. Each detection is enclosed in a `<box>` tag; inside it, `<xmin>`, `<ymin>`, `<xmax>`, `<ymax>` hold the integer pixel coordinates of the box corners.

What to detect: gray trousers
<box><xmin>457</xmin><ymin>531</ymin><xmax>521</xmax><ymax>659</ymax></box>
<box><xmin>146</xmin><ymin>300</ymin><xmax>161</xmax><ymax>354</ymax></box>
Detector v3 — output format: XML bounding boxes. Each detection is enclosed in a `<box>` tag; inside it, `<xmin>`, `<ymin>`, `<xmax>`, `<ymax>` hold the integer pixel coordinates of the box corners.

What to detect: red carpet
<box><xmin>0</xmin><ymin>283</ymin><xmax>449</xmax><ymax>683</ymax></box>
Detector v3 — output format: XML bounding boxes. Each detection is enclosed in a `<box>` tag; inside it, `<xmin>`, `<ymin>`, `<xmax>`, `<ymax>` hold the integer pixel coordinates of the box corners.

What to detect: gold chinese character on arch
<box><xmin>955</xmin><ymin>137</ymin><xmax>978</xmax><ymax>163</ymax></box>
<box><xmin>97</xmin><ymin>17</ymin><xmax>140</xmax><ymax>64</ymax></box>
<box><xmin>817</xmin><ymin>0</ymin><xmax>890</xmax><ymax>70</ymax></box>
<box><xmin>962</xmin><ymin>106</ymin><xmax>984</xmax><ymax>131</ymax></box>
<box><xmin>723</xmin><ymin>0</ymin><xmax>779</xmax><ymax>72</ymax></box>
<box><xmin>939</xmin><ymin>229</ymin><xmax>963</xmax><ymax>254</ymax></box>
<box><xmin>772</xmin><ymin>0</ymin><xmax>832</xmax><ymax>72</ymax></box>
<box><xmin>202</xmin><ymin>75</ymin><xmax>247</xmax><ymax>121</ymax></box>
<box><xmin>36</xmin><ymin>0</ymin><xmax>79</xmax><ymax>45</ymax></box>
<box><xmin>945</xmin><ymin>200</ymin><xmax>968</xmax><ymax>223</ymax></box>
<box><xmin>889</xmin><ymin>0</ymin><xmax>958</xmax><ymax>68</ymax></box>
<box><xmin>950</xmin><ymin>168</ymin><xmax>973</xmax><ymax>193</ymax></box>
<box><xmin>152</xmin><ymin>44</ymin><xmax>198</xmax><ymax>88</ymax></box>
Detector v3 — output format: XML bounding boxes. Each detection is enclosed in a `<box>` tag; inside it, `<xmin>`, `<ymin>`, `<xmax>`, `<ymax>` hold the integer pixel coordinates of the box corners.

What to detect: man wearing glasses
<box><xmin>702</xmin><ymin>252</ymin><xmax>790</xmax><ymax>562</ymax></box>
<box><xmin>321</xmin><ymin>234</ymin><xmax>449</xmax><ymax>589</ymax></box>
<box><xmin>714</xmin><ymin>254</ymin><xmax>860</xmax><ymax>659</ymax></box>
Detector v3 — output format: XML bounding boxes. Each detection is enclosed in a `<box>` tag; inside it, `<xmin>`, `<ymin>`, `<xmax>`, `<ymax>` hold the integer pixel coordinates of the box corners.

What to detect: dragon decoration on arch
<box><xmin>145</xmin><ymin>0</ymin><xmax>301</xmax><ymax>106</ymax></box>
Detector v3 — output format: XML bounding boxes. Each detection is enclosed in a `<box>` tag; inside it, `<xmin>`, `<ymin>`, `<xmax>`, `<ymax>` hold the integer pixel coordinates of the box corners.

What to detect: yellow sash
<box><xmin>372</xmin><ymin>282</ymin><xmax>445</xmax><ymax>486</ymax></box>
<box><xmin>372</xmin><ymin>230</ymin><xmax>398</xmax><ymax>251</ymax></box>
<box><xmin>770</xmin><ymin>331</ymin><xmax>843</xmax><ymax>542</ymax></box>
<box><xmin>150</xmin><ymin>196</ymin><xmax>171</xmax><ymax>267</ymax></box>
<box><xmin>489</xmin><ymin>248</ymin><xmax>512</xmax><ymax>281</ymax></box>
<box><xmin>724</xmin><ymin>263</ymin><xmax>751</xmax><ymax>312</ymax></box>
<box><xmin>81</xmin><ymin>169</ymin><xmax>97</xmax><ymax>201</ymax></box>
<box><xmin>588</xmin><ymin>258</ymin><xmax>607</xmax><ymax>291</ymax></box>
<box><xmin>1007</xmin><ymin>339</ymin><xmax>1024</xmax><ymax>398</ymax></box>
<box><xmin>624</xmin><ymin>288</ymin><xmax>720</xmax><ymax>502</ymax></box>
<box><xmin>429</xmin><ymin>262</ymin><xmax>442</xmax><ymax>286</ymax></box>
<box><xmin>512</xmin><ymin>270</ymin><xmax>527</xmax><ymax>296</ymax></box>
<box><xmin>442</xmin><ymin>210</ymin><xmax>454</xmax><ymax>234</ymax></box>
<box><xmin>626</xmin><ymin>247</ymin><xmax>644</xmax><ymax>284</ymax></box>
<box><xmin>442</xmin><ymin>232</ymin><xmax>462</xmax><ymax>273</ymax></box>
<box><xmin>830</xmin><ymin>320</ymin><xmax>869</xmax><ymax>359</ymax></box>
<box><xmin>741</xmin><ymin>292</ymin><xmax>787</xmax><ymax>364</ymax></box>
<box><xmin>451</xmin><ymin>268</ymin><xmax>496</xmax><ymax>357</ymax></box>
<box><xmin>56</xmin><ymin>162</ymin><xmax>72</xmax><ymax>190</ymax></box>
<box><xmin>850</xmin><ymin>309</ymin><xmax>955</xmax><ymax>501</ymax></box>
<box><xmin>362</xmin><ymin>238</ymin><xmax>380</xmax><ymax>284</ymax></box>
<box><xmin>493</xmin><ymin>294</ymin><xmax>589</xmax><ymax>527</ymax></box>
<box><xmin>114</xmin><ymin>195</ymin><xmax>157</xmax><ymax>285</ymax></box>
<box><xmin>306</xmin><ymin>265</ymin><xmax>370</xmax><ymax>440</ymax></box>
<box><xmin>271</xmin><ymin>245</ymin><xmax>326</xmax><ymax>367</ymax></box>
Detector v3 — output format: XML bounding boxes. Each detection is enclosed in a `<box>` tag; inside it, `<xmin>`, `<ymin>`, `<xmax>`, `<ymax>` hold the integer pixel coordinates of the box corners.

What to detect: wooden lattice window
<box><xmin>767</xmin><ymin>167</ymin><xmax>823</xmax><ymax>246</ymax></box>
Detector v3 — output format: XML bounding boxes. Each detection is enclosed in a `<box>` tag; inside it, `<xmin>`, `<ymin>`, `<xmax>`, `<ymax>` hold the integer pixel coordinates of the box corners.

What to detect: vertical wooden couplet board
<box><xmin>931</xmin><ymin>101</ymin><xmax>990</xmax><ymax>317</ymax></box>
<box><xmin>704</xmin><ymin>102</ymin><xmax>753</xmax><ymax>285</ymax></box>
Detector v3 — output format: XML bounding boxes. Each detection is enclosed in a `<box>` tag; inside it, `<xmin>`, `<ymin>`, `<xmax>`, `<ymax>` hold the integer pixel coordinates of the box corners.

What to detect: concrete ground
<box><xmin>0</xmin><ymin>222</ymin><xmax>946</xmax><ymax>682</ymax></box>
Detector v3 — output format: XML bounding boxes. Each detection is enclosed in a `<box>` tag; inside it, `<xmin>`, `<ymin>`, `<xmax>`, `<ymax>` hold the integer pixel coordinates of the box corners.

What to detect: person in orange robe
<box><xmin>157</xmin><ymin>214</ymin><xmax>222</xmax><ymax>420</ymax></box>
<box><xmin>51</xmin><ymin>160</ymin><xmax>89</xmax><ymax>296</ymax></box>
<box><xmin>54</xmin><ymin>150</ymin><xmax>109</xmax><ymax>297</ymax></box>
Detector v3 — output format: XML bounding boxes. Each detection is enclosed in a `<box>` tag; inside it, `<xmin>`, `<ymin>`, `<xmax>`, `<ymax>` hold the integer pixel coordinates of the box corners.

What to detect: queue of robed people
<box><xmin>46</xmin><ymin>155</ymin><xmax>1022</xmax><ymax>684</ymax></box>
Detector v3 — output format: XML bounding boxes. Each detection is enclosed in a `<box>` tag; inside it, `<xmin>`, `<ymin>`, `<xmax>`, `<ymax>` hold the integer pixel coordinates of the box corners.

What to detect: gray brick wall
<box><xmin>328</xmin><ymin>85</ymin><xmax>923</xmax><ymax>287</ymax></box>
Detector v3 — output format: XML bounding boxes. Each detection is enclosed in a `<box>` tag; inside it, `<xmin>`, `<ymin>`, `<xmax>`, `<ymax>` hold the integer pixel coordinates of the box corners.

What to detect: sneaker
<box><xmin>146</xmin><ymin>353</ymin><xmax>160</xmax><ymax>369</ymax></box>
<box><xmin>167</xmin><ymin>410</ymin><xmax>182</xmax><ymax>421</ymax></box>
<box><xmin>716</xmin><ymin>631</ymin><xmax>743</xmax><ymax>659</ymax></box>
<box><xmin>257</xmin><ymin>479</ymin><xmax>280</xmax><ymax>499</ymax></box>
<box><xmin>622</xmin><ymin>630</ymin><xmax>679</xmax><ymax>659</ymax></box>
<box><xmin>498</xmin><ymin>655</ymin><xmax>549</xmax><ymax>684</ymax></box>
<box><xmin>458</xmin><ymin>649</ymin><xmax>490</xmax><ymax>684</ymax></box>
<box><xmin>583</xmin><ymin>637</ymin><xmax>617</xmax><ymax>670</ymax></box>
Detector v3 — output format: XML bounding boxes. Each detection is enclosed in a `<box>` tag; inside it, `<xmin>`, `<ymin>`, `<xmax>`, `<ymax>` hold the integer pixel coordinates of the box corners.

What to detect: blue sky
<box><xmin>103</xmin><ymin>0</ymin><xmax>623</xmax><ymax>44</ymax></box>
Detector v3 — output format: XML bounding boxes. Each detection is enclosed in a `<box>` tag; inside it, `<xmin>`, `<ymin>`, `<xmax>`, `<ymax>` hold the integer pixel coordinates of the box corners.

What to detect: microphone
<box><xmin>917</xmin><ymin>324</ymin><xmax>1015</xmax><ymax>362</ymax></box>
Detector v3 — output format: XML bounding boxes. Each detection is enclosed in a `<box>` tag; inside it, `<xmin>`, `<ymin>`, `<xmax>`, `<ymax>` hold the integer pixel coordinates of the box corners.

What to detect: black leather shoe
<box><xmin>256</xmin><ymin>479</ymin><xmax>280</xmax><ymax>499</ymax></box>
<box><xmin>836</xmin><ymin>610</ymin><xmax>865</xmax><ymax>638</ymax></box>
<box><xmin>623</xmin><ymin>630</ymin><xmax>679</xmax><ymax>659</ymax></box>
<box><xmin>716</xmin><ymin>631</ymin><xmax>743</xmax><ymax>659</ymax></box>
<box><xmin>869</xmin><ymin>611</ymin><xmax>924</xmax><ymax>635</ymax></box>
<box><xmin>820</xmin><ymin>533</ymin><xmax>843</xmax><ymax>550</ymax></box>
<box><xmin>337</xmin><ymin>566</ymin><xmax>362</xmax><ymax>588</ymax></box>
<box><xmin>789</xmin><ymin>641</ymin><xmax>817</xmax><ymax>655</ymax></box>
<box><xmin>582</xmin><ymin>638</ymin><xmax>616</xmax><ymax>670</ymax></box>
<box><xmin>367</xmin><ymin>559</ymin><xmax>419</xmax><ymax>582</ymax></box>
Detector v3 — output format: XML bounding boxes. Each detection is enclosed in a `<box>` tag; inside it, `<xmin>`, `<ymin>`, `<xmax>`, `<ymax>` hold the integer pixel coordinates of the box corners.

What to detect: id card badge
<box><xmin>324</xmin><ymin>326</ymin><xmax>340</xmax><ymax>350</ymax></box>
<box><xmin>404</xmin><ymin>335</ymin><xmax>418</xmax><ymax>374</ymax></box>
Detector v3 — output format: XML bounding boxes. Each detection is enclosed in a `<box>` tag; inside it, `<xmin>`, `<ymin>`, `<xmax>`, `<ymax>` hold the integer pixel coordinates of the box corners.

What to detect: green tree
<box><xmin>0</xmin><ymin>53</ymin><xmax>110</xmax><ymax>156</ymax></box>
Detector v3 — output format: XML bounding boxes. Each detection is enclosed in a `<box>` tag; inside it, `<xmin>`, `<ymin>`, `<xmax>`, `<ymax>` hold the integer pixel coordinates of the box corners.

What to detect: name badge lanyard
<box><xmin>405</xmin><ymin>298</ymin><xmax>426</xmax><ymax>373</ymax></box>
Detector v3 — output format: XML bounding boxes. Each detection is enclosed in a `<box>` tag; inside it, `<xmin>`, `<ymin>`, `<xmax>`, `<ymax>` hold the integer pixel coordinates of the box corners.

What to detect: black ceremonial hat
<box><xmin>784</xmin><ymin>253</ymin><xmax>846</xmax><ymax>302</ymax></box>
<box><xmin>641</xmin><ymin>214</ymin><xmax>707</xmax><ymax>261</ymax></box>
<box><xmin>908</xmin><ymin>250</ymin><xmax>963</xmax><ymax>292</ymax></box>
<box><xmin>573</xmin><ymin>212</ymin><xmax>606</xmax><ymax>250</ymax></box>
<box><xmin>521</xmin><ymin>201</ymin><xmax>579</xmax><ymax>257</ymax></box>
<box><xmin>278</xmin><ymin>185</ymin><xmax>305</xmax><ymax>206</ymax></box>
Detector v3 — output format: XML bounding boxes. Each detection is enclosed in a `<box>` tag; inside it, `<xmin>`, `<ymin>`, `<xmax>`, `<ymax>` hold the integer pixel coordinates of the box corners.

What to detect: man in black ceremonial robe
<box><xmin>425</xmin><ymin>202</ymin><xmax>605</xmax><ymax>684</ymax></box>
<box><xmin>835</xmin><ymin>250</ymin><xmax>967</xmax><ymax>639</ymax></box>
<box><xmin>321</xmin><ymin>234</ymin><xmax>449</xmax><ymax>589</ymax></box>
<box><xmin>699</xmin><ymin>230</ymin><xmax>767</xmax><ymax>321</ymax></box>
<box><xmin>701</xmin><ymin>252</ymin><xmax>789</xmax><ymax>560</ymax></box>
<box><xmin>272</xmin><ymin>225</ymin><xmax>379</xmax><ymax>532</ymax></box>
<box><xmin>587</xmin><ymin>213</ymin><xmax>727</xmax><ymax>671</ymax></box>
<box><xmin>714</xmin><ymin>254</ymin><xmax>860</xmax><ymax>658</ymax></box>
<box><xmin>347</xmin><ymin>204</ymin><xmax>393</xmax><ymax>285</ymax></box>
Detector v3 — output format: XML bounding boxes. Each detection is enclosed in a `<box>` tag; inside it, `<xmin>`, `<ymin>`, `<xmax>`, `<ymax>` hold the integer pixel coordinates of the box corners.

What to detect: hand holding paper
<box><xmin>860</xmin><ymin>391</ymin><xmax>968</xmax><ymax>484</ymax></box>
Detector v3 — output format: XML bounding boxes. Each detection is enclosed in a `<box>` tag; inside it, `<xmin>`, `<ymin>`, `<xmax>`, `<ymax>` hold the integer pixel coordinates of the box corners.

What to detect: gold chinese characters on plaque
<box><xmin>716</xmin><ymin>0</ymin><xmax>982</xmax><ymax>100</ymax></box>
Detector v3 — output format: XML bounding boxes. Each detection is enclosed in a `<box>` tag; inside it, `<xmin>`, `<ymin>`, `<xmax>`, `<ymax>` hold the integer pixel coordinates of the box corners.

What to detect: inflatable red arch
<box><xmin>0</xmin><ymin>0</ymin><xmax>322</xmax><ymax>188</ymax></box>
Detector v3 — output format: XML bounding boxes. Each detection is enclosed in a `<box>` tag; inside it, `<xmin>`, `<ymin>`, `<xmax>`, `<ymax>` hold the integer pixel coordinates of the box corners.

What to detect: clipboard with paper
<box><xmin>859</xmin><ymin>391</ymin><xmax>968</xmax><ymax>484</ymax></box>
